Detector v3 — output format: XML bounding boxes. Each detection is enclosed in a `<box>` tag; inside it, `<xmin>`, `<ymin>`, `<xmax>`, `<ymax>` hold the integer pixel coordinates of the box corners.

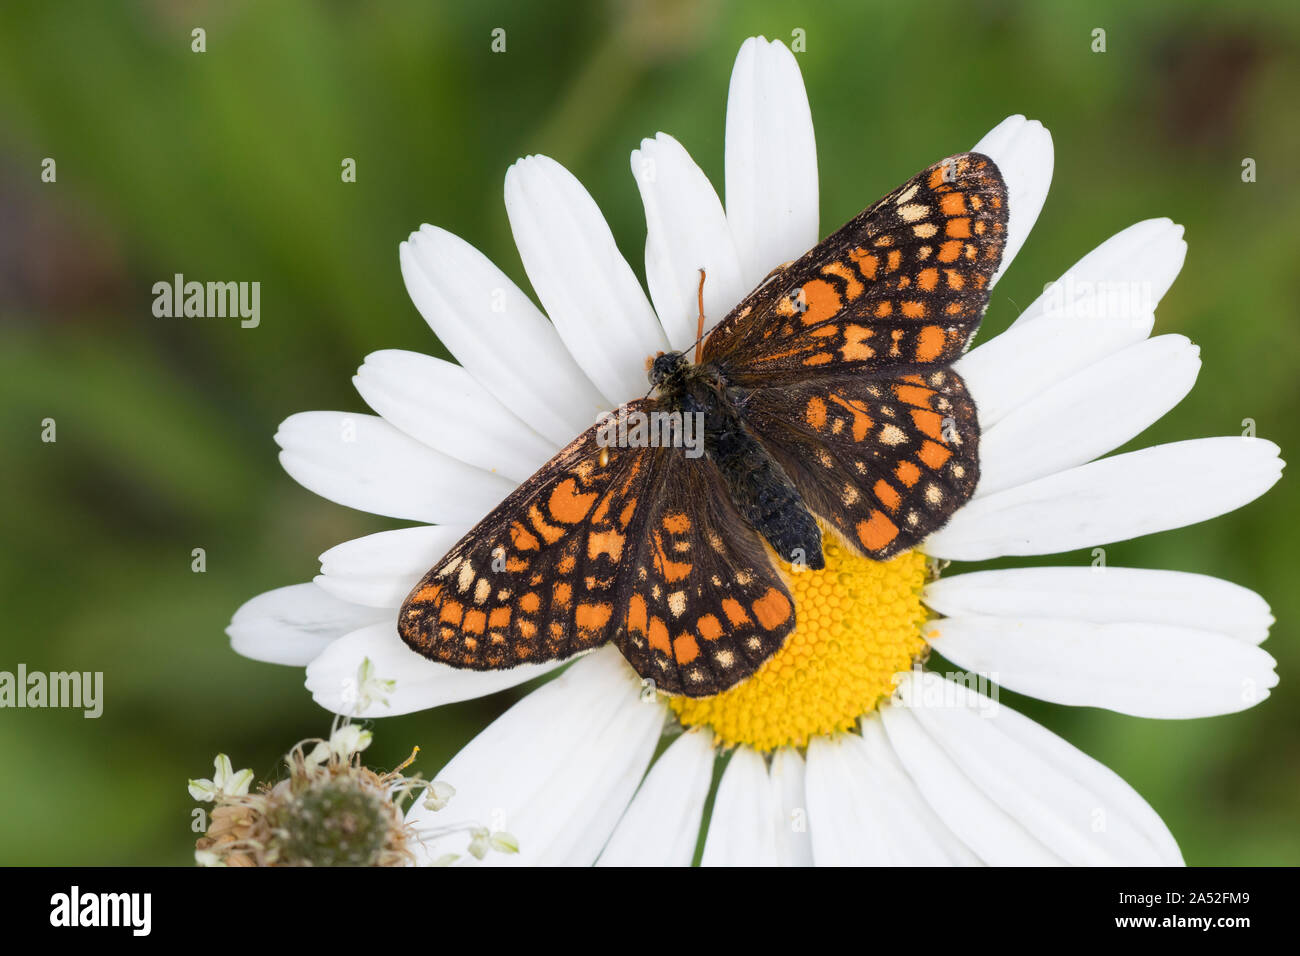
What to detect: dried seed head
<box><xmin>190</xmin><ymin>719</ymin><xmax>517</xmax><ymax>867</ymax></box>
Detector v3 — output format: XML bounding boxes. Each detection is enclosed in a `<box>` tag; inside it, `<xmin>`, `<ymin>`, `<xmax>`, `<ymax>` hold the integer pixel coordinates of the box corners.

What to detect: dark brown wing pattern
<box><xmin>399</xmin><ymin>402</ymin><xmax>661</xmax><ymax>670</ymax></box>
<box><xmin>744</xmin><ymin>368</ymin><xmax>980</xmax><ymax>559</ymax></box>
<box><xmin>703</xmin><ymin>152</ymin><xmax>1007</xmax><ymax>382</ymax></box>
<box><xmin>398</xmin><ymin>402</ymin><xmax>798</xmax><ymax>696</ymax></box>
<box><xmin>611</xmin><ymin>450</ymin><xmax>796</xmax><ymax>696</ymax></box>
<box><xmin>699</xmin><ymin>152</ymin><xmax>1005</xmax><ymax>558</ymax></box>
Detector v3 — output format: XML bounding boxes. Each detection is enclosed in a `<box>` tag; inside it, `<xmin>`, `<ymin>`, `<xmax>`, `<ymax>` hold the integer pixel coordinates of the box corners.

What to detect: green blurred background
<box><xmin>0</xmin><ymin>0</ymin><xmax>1296</xmax><ymax>865</ymax></box>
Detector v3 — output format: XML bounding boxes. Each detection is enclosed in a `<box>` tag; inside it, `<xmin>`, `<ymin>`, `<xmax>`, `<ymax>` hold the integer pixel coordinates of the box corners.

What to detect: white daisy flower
<box><xmin>228</xmin><ymin>36</ymin><xmax>1283</xmax><ymax>866</ymax></box>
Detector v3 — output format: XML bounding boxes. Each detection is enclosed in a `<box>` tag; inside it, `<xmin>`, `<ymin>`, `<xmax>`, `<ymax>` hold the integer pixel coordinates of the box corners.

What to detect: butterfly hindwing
<box><xmin>744</xmin><ymin>368</ymin><xmax>979</xmax><ymax>560</ymax></box>
<box><xmin>613</xmin><ymin>450</ymin><xmax>795</xmax><ymax>696</ymax></box>
<box><xmin>702</xmin><ymin>152</ymin><xmax>1007</xmax><ymax>382</ymax></box>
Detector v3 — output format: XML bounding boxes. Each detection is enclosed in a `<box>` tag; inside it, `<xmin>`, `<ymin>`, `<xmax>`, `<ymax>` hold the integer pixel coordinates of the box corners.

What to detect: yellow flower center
<box><xmin>669</xmin><ymin>536</ymin><xmax>928</xmax><ymax>752</ymax></box>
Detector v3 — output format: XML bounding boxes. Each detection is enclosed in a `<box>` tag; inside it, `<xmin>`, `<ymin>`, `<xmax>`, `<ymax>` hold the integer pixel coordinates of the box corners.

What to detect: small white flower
<box><xmin>350</xmin><ymin>657</ymin><xmax>395</xmax><ymax>713</ymax></box>
<box><xmin>466</xmin><ymin>827</ymin><xmax>520</xmax><ymax>860</ymax></box>
<box><xmin>188</xmin><ymin>754</ymin><xmax>253</xmax><ymax>802</ymax></box>
<box><xmin>331</xmin><ymin>723</ymin><xmax>374</xmax><ymax>759</ymax></box>
<box><xmin>304</xmin><ymin>722</ymin><xmax>373</xmax><ymax>766</ymax></box>
<box><xmin>229</xmin><ymin>36</ymin><xmax>1283</xmax><ymax>866</ymax></box>
<box><xmin>467</xmin><ymin>828</ymin><xmax>492</xmax><ymax>860</ymax></box>
<box><xmin>489</xmin><ymin>831</ymin><xmax>520</xmax><ymax>855</ymax></box>
<box><xmin>303</xmin><ymin>742</ymin><xmax>330</xmax><ymax>768</ymax></box>
<box><xmin>422</xmin><ymin>780</ymin><xmax>456</xmax><ymax>812</ymax></box>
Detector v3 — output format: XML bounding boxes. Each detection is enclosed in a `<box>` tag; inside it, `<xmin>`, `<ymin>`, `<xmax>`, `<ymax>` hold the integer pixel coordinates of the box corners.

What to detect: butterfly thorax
<box><xmin>649</xmin><ymin>350</ymin><xmax>825</xmax><ymax>570</ymax></box>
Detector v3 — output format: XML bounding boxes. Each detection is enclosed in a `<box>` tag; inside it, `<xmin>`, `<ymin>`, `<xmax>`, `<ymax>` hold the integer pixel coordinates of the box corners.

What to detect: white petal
<box><xmin>696</xmin><ymin>747</ymin><xmax>811</xmax><ymax>866</ymax></box>
<box><xmin>227</xmin><ymin>583</ymin><xmax>387</xmax><ymax>666</ymax></box>
<box><xmin>595</xmin><ymin>729</ymin><xmax>715</xmax><ymax>867</ymax></box>
<box><xmin>926</xmin><ymin>614</ymin><xmax>1278</xmax><ymax>719</ymax></box>
<box><xmin>725</xmin><ymin>36</ymin><xmax>818</xmax><ymax>288</ymax></box>
<box><xmin>275</xmin><ymin>411</ymin><xmax>513</xmax><ymax>524</ymax></box>
<box><xmin>972</xmin><ymin>116</ymin><xmax>1053</xmax><ymax>287</ymax></box>
<box><xmin>855</xmin><ymin>718</ymin><xmax>981</xmax><ymax>865</ymax></box>
<box><xmin>958</xmin><ymin>218</ymin><xmax>1185</xmax><ymax>426</ymax></box>
<box><xmin>924</xmin><ymin>566</ymin><xmax>1274</xmax><ymax>645</ymax></box>
<box><xmin>1011</xmin><ymin>218</ymin><xmax>1187</xmax><ymax>330</ymax></box>
<box><xmin>885</xmin><ymin>672</ymin><xmax>1182</xmax><ymax>865</ymax></box>
<box><xmin>700</xmin><ymin>748</ymin><xmax>781</xmax><ymax>866</ymax></box>
<box><xmin>632</xmin><ymin>133</ymin><xmax>747</xmax><ymax>351</ymax></box>
<box><xmin>354</xmin><ymin>350</ymin><xmax>556</xmax><ymax>483</ymax></box>
<box><xmin>770</xmin><ymin>748</ymin><xmax>813</xmax><ymax>866</ymax></box>
<box><xmin>399</xmin><ymin>224</ymin><xmax>607</xmax><ymax>446</ymax></box>
<box><xmin>305</xmin><ymin>621</ymin><xmax>567</xmax><ymax>717</ymax></box>
<box><xmin>879</xmin><ymin>701</ymin><xmax>1062</xmax><ymax>865</ymax></box>
<box><xmin>958</xmin><ymin>311</ymin><xmax>1155</xmax><ymax>428</ymax></box>
<box><xmin>505</xmin><ymin>155</ymin><xmax>666</xmax><ymax>403</ymax></box>
<box><xmin>406</xmin><ymin>646</ymin><xmax>665</xmax><ymax>866</ymax></box>
<box><xmin>805</xmin><ymin>722</ymin><xmax>980</xmax><ymax>866</ymax></box>
<box><xmin>976</xmin><ymin>335</ymin><xmax>1201</xmax><ymax>495</ymax></box>
<box><xmin>314</xmin><ymin>525</ymin><xmax>469</xmax><ymax>608</ymax></box>
<box><xmin>927</xmin><ymin>437</ymin><xmax>1284</xmax><ymax>561</ymax></box>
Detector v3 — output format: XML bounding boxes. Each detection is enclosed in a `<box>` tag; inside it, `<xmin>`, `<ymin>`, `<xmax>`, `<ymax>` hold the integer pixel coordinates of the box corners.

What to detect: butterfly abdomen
<box><xmin>681</xmin><ymin>377</ymin><xmax>825</xmax><ymax>571</ymax></box>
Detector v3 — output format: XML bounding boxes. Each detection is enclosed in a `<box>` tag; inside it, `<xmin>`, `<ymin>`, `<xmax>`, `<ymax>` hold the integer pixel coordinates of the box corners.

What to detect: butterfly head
<box><xmin>647</xmin><ymin>349</ymin><xmax>689</xmax><ymax>389</ymax></box>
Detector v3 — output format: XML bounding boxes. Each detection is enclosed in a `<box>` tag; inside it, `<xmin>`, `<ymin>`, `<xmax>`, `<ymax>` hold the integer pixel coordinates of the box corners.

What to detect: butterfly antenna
<box><xmin>694</xmin><ymin>268</ymin><xmax>706</xmax><ymax>364</ymax></box>
<box><xmin>645</xmin><ymin>268</ymin><xmax>716</xmax><ymax>397</ymax></box>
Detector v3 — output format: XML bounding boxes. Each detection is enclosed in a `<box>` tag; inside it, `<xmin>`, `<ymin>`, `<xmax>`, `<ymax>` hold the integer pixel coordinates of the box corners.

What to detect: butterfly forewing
<box><xmin>399</xmin><ymin>402</ymin><xmax>662</xmax><ymax>669</ymax></box>
<box><xmin>691</xmin><ymin>151</ymin><xmax>1005</xmax><ymax>559</ymax></box>
<box><xmin>398</xmin><ymin>402</ymin><xmax>797</xmax><ymax>696</ymax></box>
<box><xmin>703</xmin><ymin>152</ymin><xmax>1007</xmax><ymax>381</ymax></box>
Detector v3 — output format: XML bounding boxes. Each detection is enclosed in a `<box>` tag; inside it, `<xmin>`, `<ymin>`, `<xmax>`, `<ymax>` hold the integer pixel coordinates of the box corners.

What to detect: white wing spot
<box><xmin>668</xmin><ymin>591</ymin><xmax>687</xmax><ymax>617</ymax></box>
<box><xmin>457</xmin><ymin>560</ymin><xmax>475</xmax><ymax>593</ymax></box>
<box><xmin>879</xmin><ymin>424</ymin><xmax>906</xmax><ymax>445</ymax></box>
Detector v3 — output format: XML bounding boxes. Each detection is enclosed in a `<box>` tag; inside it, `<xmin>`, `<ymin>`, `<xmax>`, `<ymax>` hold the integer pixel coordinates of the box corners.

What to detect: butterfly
<box><xmin>399</xmin><ymin>152</ymin><xmax>1007</xmax><ymax>697</ymax></box>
